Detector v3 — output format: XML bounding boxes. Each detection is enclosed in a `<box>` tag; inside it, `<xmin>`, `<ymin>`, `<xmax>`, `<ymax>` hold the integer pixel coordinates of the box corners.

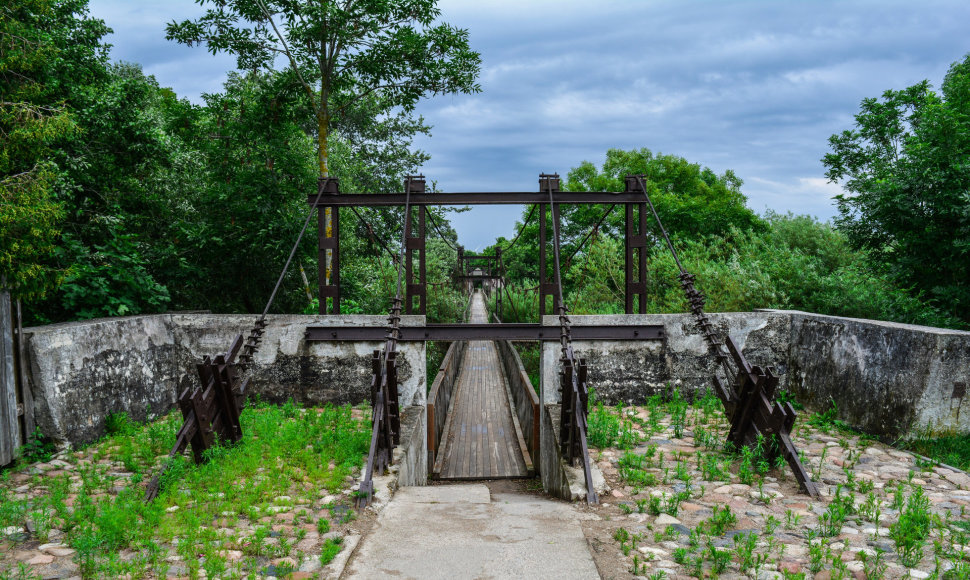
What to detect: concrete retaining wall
<box><xmin>395</xmin><ymin>405</ymin><xmax>427</xmax><ymax>487</ymax></box>
<box><xmin>21</xmin><ymin>307</ymin><xmax>970</xmax><ymax>447</ymax></box>
<box><xmin>23</xmin><ymin>313</ymin><xmax>426</xmax><ymax>446</ymax></box>
<box><xmin>782</xmin><ymin>311</ymin><xmax>970</xmax><ymax>439</ymax></box>
<box><xmin>542</xmin><ymin>311</ymin><xmax>970</xmax><ymax>440</ymax></box>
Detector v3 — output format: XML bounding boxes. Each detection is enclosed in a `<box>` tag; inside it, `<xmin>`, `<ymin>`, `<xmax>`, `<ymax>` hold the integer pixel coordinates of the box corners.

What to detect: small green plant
<box><xmin>635</xmin><ymin>498</ymin><xmax>649</xmax><ymax>514</ymax></box>
<box><xmin>18</xmin><ymin>428</ymin><xmax>55</xmax><ymax>464</ymax></box>
<box><xmin>630</xmin><ymin>554</ymin><xmax>647</xmax><ymax>575</ymax></box>
<box><xmin>785</xmin><ymin>509</ymin><xmax>802</xmax><ymax>530</ymax></box>
<box><xmin>699</xmin><ymin>505</ymin><xmax>737</xmax><ymax>536</ymax></box>
<box><xmin>892</xmin><ymin>482</ymin><xmax>906</xmax><ymax>510</ymax></box>
<box><xmin>613</xmin><ymin>527</ymin><xmax>641</xmax><ymax>556</ymax></box>
<box><xmin>891</xmin><ymin>486</ymin><xmax>932</xmax><ymax>567</ymax></box>
<box><xmin>647</xmin><ymin>492</ymin><xmax>683</xmax><ymax>517</ymax></box>
<box><xmin>809</xmin><ymin>539</ymin><xmax>832</xmax><ymax>574</ymax></box>
<box><xmin>668</xmin><ymin>388</ymin><xmax>688</xmax><ymax>439</ymax></box>
<box><xmin>674</xmin><ymin>460</ymin><xmax>689</xmax><ymax>481</ymax></box>
<box><xmin>818</xmin><ymin>485</ymin><xmax>855</xmax><ymax>537</ymax></box>
<box><xmin>653</xmin><ymin>525</ymin><xmax>678</xmax><ymax>542</ymax></box>
<box><xmin>755</xmin><ymin>479</ymin><xmax>773</xmax><ymax>505</ymax></box>
<box><xmin>764</xmin><ymin>514</ymin><xmax>780</xmax><ymax>535</ymax></box>
<box><xmin>814</xmin><ymin>445</ymin><xmax>829</xmax><ymax>481</ymax></box>
<box><xmin>859</xmin><ymin>548</ymin><xmax>887</xmax><ymax>580</ymax></box>
<box><xmin>320</xmin><ymin>537</ymin><xmax>343</xmax><ymax>565</ymax></box>
<box><xmin>697</xmin><ymin>451</ymin><xmax>726</xmax><ymax>481</ymax></box>
<box><xmin>808</xmin><ymin>399</ymin><xmax>841</xmax><ymax>432</ymax></box>
<box><xmin>706</xmin><ymin>540</ymin><xmax>731</xmax><ymax>575</ymax></box>
<box><xmin>738</xmin><ymin>446</ymin><xmax>755</xmax><ymax>485</ymax></box>
<box><xmin>317</xmin><ymin>517</ymin><xmax>331</xmax><ymax>534</ymax></box>
<box><xmin>733</xmin><ymin>532</ymin><xmax>766</xmax><ymax>573</ymax></box>
<box><xmin>105</xmin><ymin>411</ymin><xmax>138</xmax><ymax>436</ymax></box>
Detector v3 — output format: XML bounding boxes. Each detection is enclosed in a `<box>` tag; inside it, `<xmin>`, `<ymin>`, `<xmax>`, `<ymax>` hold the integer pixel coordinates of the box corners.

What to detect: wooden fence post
<box><xmin>1</xmin><ymin>281</ymin><xmax>20</xmax><ymax>465</ymax></box>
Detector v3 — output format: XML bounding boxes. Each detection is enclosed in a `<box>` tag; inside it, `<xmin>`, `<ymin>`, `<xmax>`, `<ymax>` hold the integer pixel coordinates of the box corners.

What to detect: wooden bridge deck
<box><xmin>437</xmin><ymin>292</ymin><xmax>529</xmax><ymax>479</ymax></box>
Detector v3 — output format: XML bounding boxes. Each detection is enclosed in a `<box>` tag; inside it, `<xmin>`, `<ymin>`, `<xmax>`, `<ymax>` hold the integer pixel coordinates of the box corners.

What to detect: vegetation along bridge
<box><xmin>146</xmin><ymin>173</ymin><xmax>820</xmax><ymax>506</ymax></box>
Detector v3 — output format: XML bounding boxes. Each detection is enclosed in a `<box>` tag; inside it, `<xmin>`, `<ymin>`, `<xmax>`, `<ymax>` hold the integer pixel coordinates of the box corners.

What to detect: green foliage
<box><xmin>18</xmin><ymin>428</ymin><xmax>55</xmax><ymax>464</ymax></box>
<box><xmin>0</xmin><ymin>0</ymin><xmax>83</xmax><ymax>300</ymax></box>
<box><xmin>166</xmin><ymin>0</ymin><xmax>481</xmax><ymax>181</ymax></box>
<box><xmin>492</xmin><ymin>147</ymin><xmax>960</xmax><ymax>329</ymax></box>
<box><xmin>320</xmin><ymin>537</ymin><xmax>343</xmax><ymax>565</ymax></box>
<box><xmin>699</xmin><ymin>505</ymin><xmax>737</xmax><ymax>536</ymax></box>
<box><xmin>0</xmin><ymin>402</ymin><xmax>369</xmax><ymax>577</ymax></box>
<box><xmin>104</xmin><ymin>412</ymin><xmax>137</xmax><ymax>437</ymax></box>
<box><xmin>824</xmin><ymin>54</ymin><xmax>970</xmax><ymax>323</ymax></box>
<box><xmin>891</xmin><ymin>486</ymin><xmax>932</xmax><ymax>567</ymax></box>
<box><xmin>586</xmin><ymin>393</ymin><xmax>642</xmax><ymax>450</ymax></box>
<box><xmin>564</xmin><ymin>147</ymin><xmax>764</xmax><ymax>238</ymax></box>
<box><xmin>902</xmin><ymin>431</ymin><xmax>970</xmax><ymax>471</ymax></box>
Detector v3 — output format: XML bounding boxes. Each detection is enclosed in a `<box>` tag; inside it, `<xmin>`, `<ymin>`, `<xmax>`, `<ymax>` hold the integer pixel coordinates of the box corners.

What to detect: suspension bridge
<box><xmin>144</xmin><ymin>172</ymin><xmax>816</xmax><ymax>513</ymax></box>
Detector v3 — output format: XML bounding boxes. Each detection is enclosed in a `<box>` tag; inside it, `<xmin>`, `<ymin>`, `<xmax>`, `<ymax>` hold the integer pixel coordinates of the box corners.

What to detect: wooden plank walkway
<box><xmin>437</xmin><ymin>292</ymin><xmax>529</xmax><ymax>479</ymax></box>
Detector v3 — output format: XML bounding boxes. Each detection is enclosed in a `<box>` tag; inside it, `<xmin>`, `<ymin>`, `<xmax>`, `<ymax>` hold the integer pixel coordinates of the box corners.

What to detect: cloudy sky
<box><xmin>88</xmin><ymin>0</ymin><xmax>970</xmax><ymax>250</ymax></box>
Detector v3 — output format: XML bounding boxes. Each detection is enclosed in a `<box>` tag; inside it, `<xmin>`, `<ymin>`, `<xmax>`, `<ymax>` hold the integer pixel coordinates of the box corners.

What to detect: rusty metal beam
<box><xmin>307</xmin><ymin>191</ymin><xmax>648</xmax><ymax>206</ymax></box>
<box><xmin>305</xmin><ymin>323</ymin><xmax>665</xmax><ymax>342</ymax></box>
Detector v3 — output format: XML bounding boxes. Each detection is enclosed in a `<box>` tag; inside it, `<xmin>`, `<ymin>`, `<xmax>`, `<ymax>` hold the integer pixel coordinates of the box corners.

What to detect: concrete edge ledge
<box><xmin>394</xmin><ymin>405</ymin><xmax>427</xmax><ymax>487</ymax></box>
<box><xmin>540</xmin><ymin>404</ymin><xmax>606</xmax><ymax>501</ymax></box>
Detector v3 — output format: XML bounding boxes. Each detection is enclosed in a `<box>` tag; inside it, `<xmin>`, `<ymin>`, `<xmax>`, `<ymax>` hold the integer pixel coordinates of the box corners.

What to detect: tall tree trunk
<box><xmin>318</xmin><ymin>93</ymin><xmax>333</xmax><ymax>301</ymax></box>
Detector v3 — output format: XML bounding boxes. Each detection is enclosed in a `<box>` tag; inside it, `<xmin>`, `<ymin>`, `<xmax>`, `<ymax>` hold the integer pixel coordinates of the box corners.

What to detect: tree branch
<box><xmin>253</xmin><ymin>0</ymin><xmax>319</xmax><ymax>111</ymax></box>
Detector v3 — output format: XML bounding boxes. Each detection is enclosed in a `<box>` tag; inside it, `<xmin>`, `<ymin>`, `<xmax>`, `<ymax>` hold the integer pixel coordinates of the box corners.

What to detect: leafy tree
<box><xmin>167</xmin><ymin>1</ymin><xmax>480</xmax><ymax>310</ymax></box>
<box><xmin>493</xmin><ymin>147</ymin><xmax>765</xmax><ymax>289</ymax></box>
<box><xmin>0</xmin><ymin>0</ymin><xmax>78</xmax><ymax>300</ymax></box>
<box><xmin>163</xmin><ymin>70</ymin><xmax>320</xmax><ymax>313</ymax></box>
<box><xmin>40</xmin><ymin>62</ymin><xmax>175</xmax><ymax>321</ymax></box>
<box><xmin>823</xmin><ymin>54</ymin><xmax>970</xmax><ymax>322</ymax></box>
<box><xmin>564</xmin><ymin>147</ymin><xmax>764</xmax><ymax>239</ymax></box>
<box><xmin>166</xmin><ymin>0</ymin><xmax>481</xmax><ymax>180</ymax></box>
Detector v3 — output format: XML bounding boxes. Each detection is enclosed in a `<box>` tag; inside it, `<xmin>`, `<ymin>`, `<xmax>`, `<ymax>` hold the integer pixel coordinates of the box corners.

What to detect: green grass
<box><xmin>903</xmin><ymin>433</ymin><xmax>970</xmax><ymax>471</ymax></box>
<box><xmin>0</xmin><ymin>400</ymin><xmax>370</xmax><ymax>578</ymax></box>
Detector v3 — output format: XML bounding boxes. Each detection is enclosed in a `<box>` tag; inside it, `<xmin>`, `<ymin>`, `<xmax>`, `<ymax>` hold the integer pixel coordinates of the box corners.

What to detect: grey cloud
<box><xmin>88</xmin><ymin>0</ymin><xmax>970</xmax><ymax>248</ymax></box>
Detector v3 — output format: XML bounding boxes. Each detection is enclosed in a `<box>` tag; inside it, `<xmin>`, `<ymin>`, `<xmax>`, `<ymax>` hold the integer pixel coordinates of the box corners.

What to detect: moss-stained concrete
<box><xmin>24</xmin><ymin>314</ymin><xmax>425</xmax><ymax>446</ymax></box>
<box><xmin>20</xmin><ymin>308</ymin><xmax>970</xmax><ymax>448</ymax></box>
<box><xmin>542</xmin><ymin>311</ymin><xmax>970</xmax><ymax>440</ymax></box>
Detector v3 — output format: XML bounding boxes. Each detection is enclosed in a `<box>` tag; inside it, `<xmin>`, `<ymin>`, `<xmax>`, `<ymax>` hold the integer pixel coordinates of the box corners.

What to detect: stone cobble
<box><xmin>0</xmin><ymin>408</ymin><xmax>379</xmax><ymax>579</ymax></box>
<box><xmin>585</xmin><ymin>406</ymin><xmax>970</xmax><ymax>579</ymax></box>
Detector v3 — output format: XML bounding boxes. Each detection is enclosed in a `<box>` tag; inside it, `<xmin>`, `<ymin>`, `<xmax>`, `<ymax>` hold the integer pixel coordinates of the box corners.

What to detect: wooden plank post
<box><xmin>14</xmin><ymin>300</ymin><xmax>34</xmax><ymax>445</ymax></box>
<box><xmin>0</xmin><ymin>285</ymin><xmax>19</xmax><ymax>465</ymax></box>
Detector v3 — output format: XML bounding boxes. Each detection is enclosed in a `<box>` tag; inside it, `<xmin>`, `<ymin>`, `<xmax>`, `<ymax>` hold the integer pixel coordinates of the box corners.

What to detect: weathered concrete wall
<box><xmin>172</xmin><ymin>314</ymin><xmax>426</xmax><ymax>408</ymax></box>
<box><xmin>24</xmin><ymin>314</ymin><xmax>426</xmax><ymax>446</ymax></box>
<box><xmin>24</xmin><ymin>315</ymin><xmax>180</xmax><ymax>446</ymax></box>
<box><xmin>542</xmin><ymin>311</ymin><xmax>970</xmax><ymax>440</ymax></box>
<box><xmin>23</xmin><ymin>308</ymin><xmax>970</xmax><ymax>447</ymax></box>
<box><xmin>394</xmin><ymin>405</ymin><xmax>427</xmax><ymax>487</ymax></box>
<box><xmin>540</xmin><ymin>312</ymin><xmax>791</xmax><ymax>405</ymax></box>
<box><xmin>780</xmin><ymin>311</ymin><xmax>970</xmax><ymax>439</ymax></box>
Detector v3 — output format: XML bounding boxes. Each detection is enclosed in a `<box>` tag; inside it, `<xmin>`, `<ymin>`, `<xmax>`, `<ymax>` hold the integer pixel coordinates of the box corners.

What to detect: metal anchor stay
<box><xmin>631</xmin><ymin>175</ymin><xmax>819</xmax><ymax>498</ymax></box>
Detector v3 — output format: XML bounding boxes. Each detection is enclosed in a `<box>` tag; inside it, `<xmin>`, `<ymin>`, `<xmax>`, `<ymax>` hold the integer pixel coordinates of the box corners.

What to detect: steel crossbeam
<box><xmin>304</xmin><ymin>323</ymin><xmax>665</xmax><ymax>342</ymax></box>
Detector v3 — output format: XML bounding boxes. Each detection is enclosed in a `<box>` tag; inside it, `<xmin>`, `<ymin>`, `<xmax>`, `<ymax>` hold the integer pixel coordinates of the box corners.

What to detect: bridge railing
<box><xmin>494</xmin><ymin>338</ymin><xmax>540</xmax><ymax>469</ymax></box>
<box><xmin>427</xmin><ymin>340</ymin><xmax>467</xmax><ymax>476</ymax></box>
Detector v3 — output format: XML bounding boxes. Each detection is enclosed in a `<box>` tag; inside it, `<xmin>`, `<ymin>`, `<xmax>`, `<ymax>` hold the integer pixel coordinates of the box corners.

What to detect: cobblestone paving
<box><xmin>583</xmin><ymin>403</ymin><xmax>970</xmax><ymax>579</ymax></box>
<box><xmin>0</xmin><ymin>407</ymin><xmax>381</xmax><ymax>579</ymax></box>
